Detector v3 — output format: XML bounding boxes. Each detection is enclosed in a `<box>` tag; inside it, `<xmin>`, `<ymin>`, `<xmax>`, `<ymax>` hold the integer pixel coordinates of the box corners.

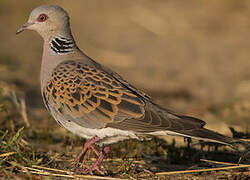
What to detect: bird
<box><xmin>17</xmin><ymin>5</ymin><xmax>235</xmax><ymax>174</ymax></box>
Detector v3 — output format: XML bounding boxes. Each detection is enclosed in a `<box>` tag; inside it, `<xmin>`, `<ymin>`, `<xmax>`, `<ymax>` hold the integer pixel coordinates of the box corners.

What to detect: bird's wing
<box><xmin>43</xmin><ymin>60</ymin><xmax>146</xmax><ymax>129</ymax></box>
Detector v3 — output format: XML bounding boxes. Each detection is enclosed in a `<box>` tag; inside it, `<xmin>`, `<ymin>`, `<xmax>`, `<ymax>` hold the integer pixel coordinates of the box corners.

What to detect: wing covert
<box><xmin>43</xmin><ymin>60</ymin><xmax>145</xmax><ymax>127</ymax></box>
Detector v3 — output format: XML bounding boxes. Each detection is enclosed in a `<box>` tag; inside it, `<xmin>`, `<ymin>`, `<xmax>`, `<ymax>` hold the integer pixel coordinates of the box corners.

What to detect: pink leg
<box><xmin>80</xmin><ymin>146</ymin><xmax>110</xmax><ymax>175</ymax></box>
<box><xmin>90</xmin><ymin>144</ymin><xmax>101</xmax><ymax>156</ymax></box>
<box><xmin>75</xmin><ymin>136</ymin><xmax>100</xmax><ymax>162</ymax></box>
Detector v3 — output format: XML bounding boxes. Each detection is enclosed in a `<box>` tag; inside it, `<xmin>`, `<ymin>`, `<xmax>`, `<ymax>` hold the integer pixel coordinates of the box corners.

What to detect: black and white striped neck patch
<box><xmin>50</xmin><ymin>36</ymin><xmax>74</xmax><ymax>54</ymax></box>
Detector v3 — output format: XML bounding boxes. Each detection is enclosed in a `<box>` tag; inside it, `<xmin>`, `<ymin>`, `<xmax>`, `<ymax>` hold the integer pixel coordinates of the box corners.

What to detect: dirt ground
<box><xmin>0</xmin><ymin>0</ymin><xmax>250</xmax><ymax>179</ymax></box>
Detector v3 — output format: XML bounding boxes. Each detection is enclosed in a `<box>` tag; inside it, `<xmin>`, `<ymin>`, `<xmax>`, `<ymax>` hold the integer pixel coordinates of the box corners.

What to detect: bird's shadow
<box><xmin>107</xmin><ymin>136</ymin><xmax>249</xmax><ymax>174</ymax></box>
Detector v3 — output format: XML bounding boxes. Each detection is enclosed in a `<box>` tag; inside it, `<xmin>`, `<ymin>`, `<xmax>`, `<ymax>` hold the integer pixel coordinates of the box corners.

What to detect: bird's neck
<box><xmin>49</xmin><ymin>35</ymin><xmax>75</xmax><ymax>54</ymax></box>
<box><xmin>40</xmin><ymin>33</ymin><xmax>86</xmax><ymax>89</ymax></box>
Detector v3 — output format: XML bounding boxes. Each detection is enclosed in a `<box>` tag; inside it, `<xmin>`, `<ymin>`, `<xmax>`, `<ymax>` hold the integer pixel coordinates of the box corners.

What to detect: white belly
<box><xmin>59</xmin><ymin>119</ymin><xmax>140</xmax><ymax>145</ymax></box>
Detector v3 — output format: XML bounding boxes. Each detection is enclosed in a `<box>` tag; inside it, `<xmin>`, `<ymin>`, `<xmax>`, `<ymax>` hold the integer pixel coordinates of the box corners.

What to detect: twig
<box><xmin>22</xmin><ymin>170</ymin><xmax>76</xmax><ymax>178</ymax></box>
<box><xmin>240</xmin><ymin>139</ymin><xmax>250</xmax><ymax>142</ymax></box>
<box><xmin>22</xmin><ymin>169</ymin><xmax>123</xmax><ymax>179</ymax></box>
<box><xmin>200</xmin><ymin>159</ymin><xmax>241</xmax><ymax>166</ymax></box>
<box><xmin>20</xmin><ymin>97</ymin><xmax>30</xmax><ymax>127</ymax></box>
<box><xmin>32</xmin><ymin>165</ymin><xmax>74</xmax><ymax>174</ymax></box>
<box><xmin>23</xmin><ymin>167</ymin><xmax>44</xmax><ymax>172</ymax></box>
<box><xmin>11</xmin><ymin>91</ymin><xmax>30</xmax><ymax>127</ymax></box>
<box><xmin>156</xmin><ymin>164</ymin><xmax>250</xmax><ymax>176</ymax></box>
<box><xmin>0</xmin><ymin>152</ymin><xmax>16</xmax><ymax>158</ymax></box>
<box><xmin>25</xmin><ymin>165</ymin><xmax>123</xmax><ymax>179</ymax></box>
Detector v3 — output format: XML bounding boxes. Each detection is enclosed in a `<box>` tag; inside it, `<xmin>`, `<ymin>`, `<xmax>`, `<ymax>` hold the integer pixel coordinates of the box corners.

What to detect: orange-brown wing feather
<box><xmin>43</xmin><ymin>60</ymin><xmax>145</xmax><ymax>127</ymax></box>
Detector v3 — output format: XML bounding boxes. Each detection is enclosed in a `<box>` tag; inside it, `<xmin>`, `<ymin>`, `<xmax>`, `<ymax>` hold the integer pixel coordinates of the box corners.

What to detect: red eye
<box><xmin>37</xmin><ymin>14</ymin><xmax>48</xmax><ymax>22</ymax></box>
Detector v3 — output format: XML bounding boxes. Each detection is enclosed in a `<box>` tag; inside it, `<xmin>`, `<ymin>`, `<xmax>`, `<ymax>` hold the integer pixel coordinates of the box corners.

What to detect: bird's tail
<box><xmin>174</xmin><ymin>127</ymin><xmax>234</xmax><ymax>146</ymax></box>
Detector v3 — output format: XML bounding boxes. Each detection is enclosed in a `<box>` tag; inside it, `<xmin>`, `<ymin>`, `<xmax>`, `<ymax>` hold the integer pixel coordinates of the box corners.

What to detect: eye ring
<box><xmin>37</xmin><ymin>14</ymin><xmax>48</xmax><ymax>22</ymax></box>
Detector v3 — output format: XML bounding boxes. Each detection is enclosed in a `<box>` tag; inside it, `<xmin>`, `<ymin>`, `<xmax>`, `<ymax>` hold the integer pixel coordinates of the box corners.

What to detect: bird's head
<box><xmin>16</xmin><ymin>5</ymin><xmax>70</xmax><ymax>39</ymax></box>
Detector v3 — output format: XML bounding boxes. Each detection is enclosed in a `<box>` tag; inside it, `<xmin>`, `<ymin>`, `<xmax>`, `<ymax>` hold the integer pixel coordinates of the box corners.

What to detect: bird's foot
<box><xmin>79</xmin><ymin>146</ymin><xmax>110</xmax><ymax>175</ymax></box>
<box><xmin>75</xmin><ymin>136</ymin><xmax>100</xmax><ymax>162</ymax></box>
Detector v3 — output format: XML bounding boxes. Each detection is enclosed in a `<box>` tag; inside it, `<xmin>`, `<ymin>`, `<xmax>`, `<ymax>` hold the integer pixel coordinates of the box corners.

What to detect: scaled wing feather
<box><xmin>43</xmin><ymin>60</ymin><xmax>145</xmax><ymax>128</ymax></box>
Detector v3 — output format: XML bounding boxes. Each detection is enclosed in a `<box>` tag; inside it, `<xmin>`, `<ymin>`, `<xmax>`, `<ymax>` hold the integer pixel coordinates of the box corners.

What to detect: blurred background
<box><xmin>1</xmin><ymin>0</ymin><xmax>250</xmax><ymax>138</ymax></box>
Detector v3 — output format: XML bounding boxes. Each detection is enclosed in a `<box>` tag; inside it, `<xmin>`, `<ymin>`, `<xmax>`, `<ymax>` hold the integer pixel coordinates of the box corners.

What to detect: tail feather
<box><xmin>177</xmin><ymin>128</ymin><xmax>234</xmax><ymax>145</ymax></box>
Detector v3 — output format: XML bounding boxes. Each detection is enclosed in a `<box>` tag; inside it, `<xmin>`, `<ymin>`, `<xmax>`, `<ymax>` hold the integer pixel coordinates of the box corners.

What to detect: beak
<box><xmin>16</xmin><ymin>22</ymin><xmax>34</xmax><ymax>35</ymax></box>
